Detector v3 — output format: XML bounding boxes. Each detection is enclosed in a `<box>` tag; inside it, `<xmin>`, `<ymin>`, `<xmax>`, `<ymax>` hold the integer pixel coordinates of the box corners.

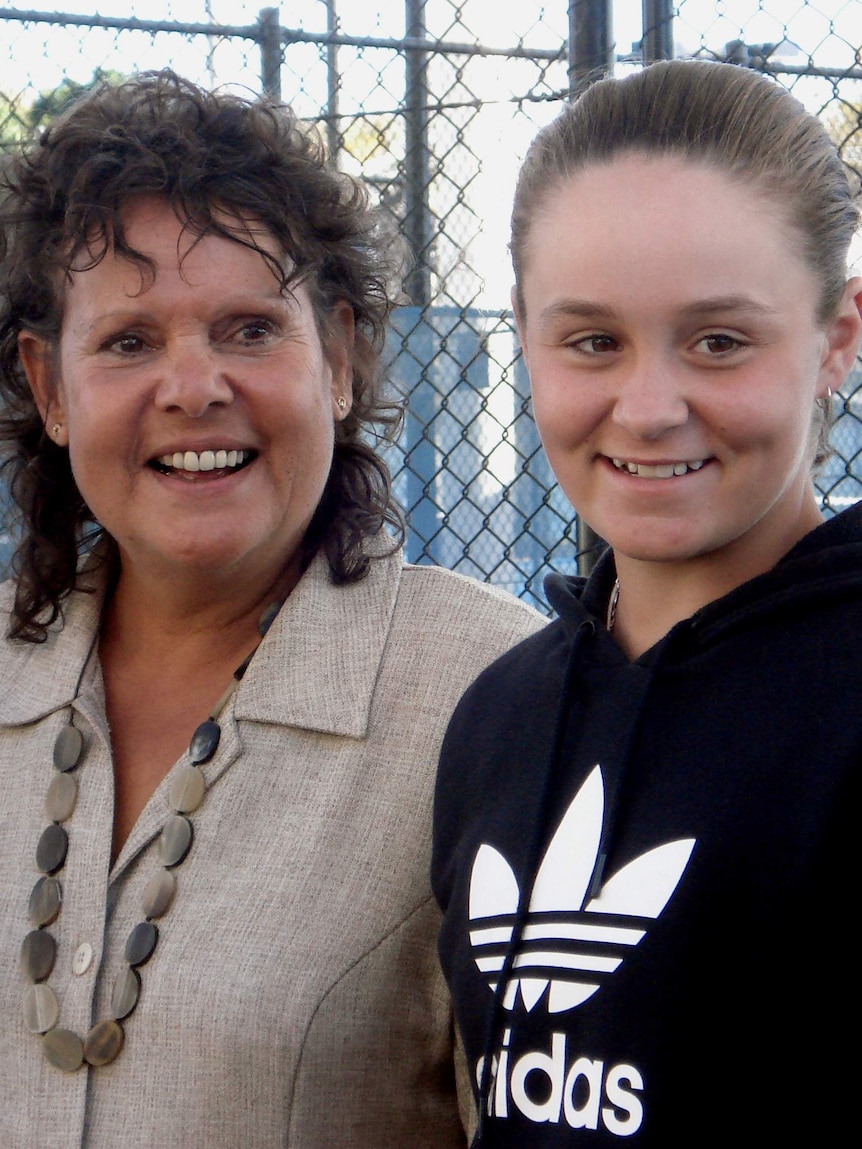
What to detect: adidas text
<box><xmin>478</xmin><ymin>1029</ymin><xmax>644</xmax><ymax>1136</ymax></box>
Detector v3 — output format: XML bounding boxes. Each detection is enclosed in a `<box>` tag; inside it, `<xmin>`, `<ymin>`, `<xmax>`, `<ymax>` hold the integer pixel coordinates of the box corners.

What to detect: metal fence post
<box><xmin>258</xmin><ymin>7</ymin><xmax>282</xmax><ymax>101</ymax></box>
<box><xmin>568</xmin><ymin>0</ymin><xmax>613</xmax><ymax>572</ymax></box>
<box><xmin>402</xmin><ymin>0</ymin><xmax>438</xmax><ymax>560</ymax></box>
<box><xmin>642</xmin><ymin>0</ymin><xmax>674</xmax><ymax>63</ymax></box>
<box><xmin>325</xmin><ymin>0</ymin><xmax>340</xmax><ymax>164</ymax></box>
<box><xmin>568</xmin><ymin>0</ymin><xmax>613</xmax><ymax>96</ymax></box>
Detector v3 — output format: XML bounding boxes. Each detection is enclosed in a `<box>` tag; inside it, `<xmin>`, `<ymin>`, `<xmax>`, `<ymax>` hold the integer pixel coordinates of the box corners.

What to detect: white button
<box><xmin>72</xmin><ymin>942</ymin><xmax>93</xmax><ymax>975</ymax></box>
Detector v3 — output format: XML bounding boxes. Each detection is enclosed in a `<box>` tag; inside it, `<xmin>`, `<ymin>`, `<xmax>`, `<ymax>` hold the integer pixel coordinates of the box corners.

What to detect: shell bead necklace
<box><xmin>20</xmin><ymin>599</ymin><xmax>281</xmax><ymax>1072</ymax></box>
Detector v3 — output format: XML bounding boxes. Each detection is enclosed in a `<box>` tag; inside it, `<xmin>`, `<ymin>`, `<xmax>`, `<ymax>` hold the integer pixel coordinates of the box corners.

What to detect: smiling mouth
<box><xmin>149</xmin><ymin>449</ymin><xmax>256</xmax><ymax>475</ymax></box>
<box><xmin>610</xmin><ymin>457</ymin><xmax>706</xmax><ymax>479</ymax></box>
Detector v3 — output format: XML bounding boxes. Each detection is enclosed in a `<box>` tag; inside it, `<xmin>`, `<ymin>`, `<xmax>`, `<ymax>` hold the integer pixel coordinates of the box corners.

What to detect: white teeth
<box><xmin>157</xmin><ymin>449</ymin><xmax>249</xmax><ymax>472</ymax></box>
<box><xmin>612</xmin><ymin>458</ymin><xmax>706</xmax><ymax>479</ymax></box>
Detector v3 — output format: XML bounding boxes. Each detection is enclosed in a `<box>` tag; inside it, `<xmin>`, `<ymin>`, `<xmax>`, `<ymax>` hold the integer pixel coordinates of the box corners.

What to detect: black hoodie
<box><xmin>433</xmin><ymin>504</ymin><xmax>862</xmax><ymax>1147</ymax></box>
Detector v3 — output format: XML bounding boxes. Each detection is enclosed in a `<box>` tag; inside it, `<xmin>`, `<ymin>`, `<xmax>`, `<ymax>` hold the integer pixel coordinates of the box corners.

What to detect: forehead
<box><xmin>59</xmin><ymin>196</ymin><xmax>293</xmax><ymax>310</ymax></box>
<box><xmin>67</xmin><ymin>195</ymin><xmax>284</xmax><ymax>283</ymax></box>
<box><xmin>519</xmin><ymin>153</ymin><xmax>814</xmax><ymax>317</ymax></box>
<box><xmin>55</xmin><ymin>198</ymin><xmax>310</xmax><ymax>344</ymax></box>
<box><xmin>530</xmin><ymin>153</ymin><xmax>785</xmax><ymax>251</ymax></box>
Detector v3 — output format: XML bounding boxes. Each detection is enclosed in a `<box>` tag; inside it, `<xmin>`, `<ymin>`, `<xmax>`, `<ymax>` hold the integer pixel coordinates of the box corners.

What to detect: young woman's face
<box><xmin>516</xmin><ymin>153</ymin><xmax>862</xmax><ymax>581</ymax></box>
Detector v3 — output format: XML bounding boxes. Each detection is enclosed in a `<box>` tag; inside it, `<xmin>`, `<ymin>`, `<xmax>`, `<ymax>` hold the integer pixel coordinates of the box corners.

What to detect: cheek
<box><xmin>531</xmin><ymin>381</ymin><xmax>596</xmax><ymax>453</ymax></box>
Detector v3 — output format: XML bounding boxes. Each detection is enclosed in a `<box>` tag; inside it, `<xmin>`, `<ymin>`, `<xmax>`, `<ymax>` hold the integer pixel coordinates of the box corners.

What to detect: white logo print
<box><xmin>470</xmin><ymin>765</ymin><xmax>695</xmax><ymax>1014</ymax></box>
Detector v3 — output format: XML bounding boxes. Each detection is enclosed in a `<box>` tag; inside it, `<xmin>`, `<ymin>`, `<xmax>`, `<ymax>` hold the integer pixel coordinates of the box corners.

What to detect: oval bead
<box><xmin>168</xmin><ymin>765</ymin><xmax>205</xmax><ymax>814</ymax></box>
<box><xmin>158</xmin><ymin>815</ymin><xmax>193</xmax><ymax>868</ymax></box>
<box><xmin>36</xmin><ymin>823</ymin><xmax>69</xmax><ymax>875</ymax></box>
<box><xmin>111</xmin><ymin>965</ymin><xmax>142</xmax><ymax>1021</ymax></box>
<box><xmin>28</xmin><ymin>876</ymin><xmax>62</xmax><ymax>927</ymax></box>
<box><xmin>124</xmin><ymin>920</ymin><xmax>158</xmax><ymax>967</ymax></box>
<box><xmin>45</xmin><ymin>772</ymin><xmax>78</xmax><ymax>822</ymax></box>
<box><xmin>141</xmin><ymin>869</ymin><xmax>177</xmax><ymax>919</ymax></box>
<box><xmin>52</xmin><ymin>725</ymin><xmax>84</xmax><ymax>772</ymax></box>
<box><xmin>83</xmin><ymin>1019</ymin><xmax>124</xmax><ymax>1067</ymax></box>
<box><xmin>43</xmin><ymin>1027</ymin><xmax>84</xmax><ymax>1072</ymax></box>
<box><xmin>188</xmin><ymin>719</ymin><xmax>220</xmax><ymax>765</ymax></box>
<box><xmin>20</xmin><ymin>929</ymin><xmax>57</xmax><ymax>983</ymax></box>
<box><xmin>22</xmin><ymin>983</ymin><xmax>59</xmax><ymax>1033</ymax></box>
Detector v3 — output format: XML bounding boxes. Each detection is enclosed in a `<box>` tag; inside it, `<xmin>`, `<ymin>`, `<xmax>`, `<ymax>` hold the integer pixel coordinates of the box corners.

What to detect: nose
<box><xmin>611</xmin><ymin>352</ymin><xmax>689</xmax><ymax>439</ymax></box>
<box><xmin>154</xmin><ymin>341</ymin><xmax>234</xmax><ymax>417</ymax></box>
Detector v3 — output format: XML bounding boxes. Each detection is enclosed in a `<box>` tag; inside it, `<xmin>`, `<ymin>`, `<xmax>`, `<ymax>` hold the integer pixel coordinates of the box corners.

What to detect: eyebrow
<box><xmin>537</xmin><ymin>300</ymin><xmax>615</xmax><ymax>328</ymax></box>
<box><xmin>677</xmin><ymin>295</ymin><xmax>782</xmax><ymax>319</ymax></box>
<box><xmin>81</xmin><ymin>292</ymin><xmax>291</xmax><ymax>332</ymax></box>
<box><xmin>537</xmin><ymin>294</ymin><xmax>781</xmax><ymax>328</ymax></box>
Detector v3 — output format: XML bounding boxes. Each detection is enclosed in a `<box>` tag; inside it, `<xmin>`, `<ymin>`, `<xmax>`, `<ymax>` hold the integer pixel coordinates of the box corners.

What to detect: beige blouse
<box><xmin>0</xmin><ymin>547</ymin><xmax>544</xmax><ymax>1147</ymax></box>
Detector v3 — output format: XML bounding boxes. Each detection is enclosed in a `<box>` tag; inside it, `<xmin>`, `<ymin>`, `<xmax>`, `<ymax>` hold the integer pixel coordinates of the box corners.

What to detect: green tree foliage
<box><xmin>1</xmin><ymin>68</ymin><xmax>124</xmax><ymax>152</ymax></box>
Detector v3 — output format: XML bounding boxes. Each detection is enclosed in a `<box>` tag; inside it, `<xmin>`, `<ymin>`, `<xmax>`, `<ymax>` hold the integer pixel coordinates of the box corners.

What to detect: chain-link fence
<box><xmin>2</xmin><ymin>1</ymin><xmax>861</xmax><ymax>606</ymax></box>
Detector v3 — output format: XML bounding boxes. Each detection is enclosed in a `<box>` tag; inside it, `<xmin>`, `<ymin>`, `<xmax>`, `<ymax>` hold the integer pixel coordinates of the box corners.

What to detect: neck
<box><xmin>610</xmin><ymin>499</ymin><xmax>824</xmax><ymax>659</ymax></box>
<box><xmin>98</xmin><ymin>551</ymin><xmax>303</xmax><ymax>675</ymax></box>
<box><xmin>102</xmin><ymin>550</ymin><xmax>303</xmax><ymax>661</ymax></box>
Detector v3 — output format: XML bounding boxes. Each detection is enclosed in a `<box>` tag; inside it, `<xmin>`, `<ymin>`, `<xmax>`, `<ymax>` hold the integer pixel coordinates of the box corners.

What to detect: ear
<box><xmin>817</xmin><ymin>276</ymin><xmax>862</xmax><ymax>398</ymax></box>
<box><xmin>17</xmin><ymin>331</ymin><xmax>68</xmax><ymax>445</ymax></box>
<box><xmin>511</xmin><ymin>285</ymin><xmax>529</xmax><ymax>372</ymax></box>
<box><xmin>326</xmin><ymin>300</ymin><xmax>356</xmax><ymax>421</ymax></box>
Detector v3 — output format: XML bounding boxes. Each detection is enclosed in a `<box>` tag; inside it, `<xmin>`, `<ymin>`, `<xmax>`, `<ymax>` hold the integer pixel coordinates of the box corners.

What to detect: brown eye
<box><xmin>571</xmin><ymin>334</ymin><xmax>619</xmax><ymax>354</ymax></box>
<box><xmin>107</xmin><ymin>334</ymin><xmax>148</xmax><ymax>355</ymax></box>
<box><xmin>699</xmin><ymin>334</ymin><xmax>740</xmax><ymax>355</ymax></box>
<box><xmin>235</xmin><ymin>320</ymin><xmax>277</xmax><ymax>344</ymax></box>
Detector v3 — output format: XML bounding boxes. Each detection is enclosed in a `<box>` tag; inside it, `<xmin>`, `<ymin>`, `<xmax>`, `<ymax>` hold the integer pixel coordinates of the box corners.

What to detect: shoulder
<box><xmin>436</xmin><ymin>619</ymin><xmax>569</xmax><ymax>792</ymax></box>
<box><xmin>393</xmin><ymin>562</ymin><xmax>547</xmax><ymax>657</ymax></box>
<box><xmin>357</xmin><ymin>560</ymin><xmax>548</xmax><ymax>721</ymax></box>
<box><xmin>431</xmin><ymin>618</ymin><xmax>569</xmax><ymax>910</ymax></box>
<box><xmin>0</xmin><ymin>576</ymin><xmax>31</xmax><ymax>670</ymax></box>
<box><xmin>397</xmin><ymin>561</ymin><xmax>546</xmax><ymax>629</ymax></box>
<box><xmin>449</xmin><ymin>615</ymin><xmax>568</xmax><ymax>720</ymax></box>
<box><xmin>0</xmin><ymin>576</ymin><xmax>103</xmax><ymax>725</ymax></box>
<box><xmin>0</xmin><ymin>575</ymin><xmax>15</xmax><ymax>618</ymax></box>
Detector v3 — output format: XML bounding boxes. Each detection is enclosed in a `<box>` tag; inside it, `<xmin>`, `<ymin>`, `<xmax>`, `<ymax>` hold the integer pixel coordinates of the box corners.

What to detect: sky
<box><xmin>4</xmin><ymin>0</ymin><xmax>860</xmax><ymax>92</ymax></box>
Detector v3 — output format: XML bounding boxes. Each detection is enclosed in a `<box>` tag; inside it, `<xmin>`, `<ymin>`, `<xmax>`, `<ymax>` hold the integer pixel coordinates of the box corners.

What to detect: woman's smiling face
<box><xmin>516</xmin><ymin>153</ymin><xmax>862</xmax><ymax>581</ymax></box>
<box><xmin>20</xmin><ymin>196</ymin><xmax>353</xmax><ymax>588</ymax></box>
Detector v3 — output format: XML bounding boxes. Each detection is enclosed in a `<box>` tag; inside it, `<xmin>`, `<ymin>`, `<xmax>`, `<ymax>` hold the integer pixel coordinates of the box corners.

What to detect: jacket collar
<box><xmin>0</xmin><ymin>545</ymin><xmax>403</xmax><ymax>738</ymax></box>
<box><xmin>233</xmin><ymin>545</ymin><xmax>401</xmax><ymax>738</ymax></box>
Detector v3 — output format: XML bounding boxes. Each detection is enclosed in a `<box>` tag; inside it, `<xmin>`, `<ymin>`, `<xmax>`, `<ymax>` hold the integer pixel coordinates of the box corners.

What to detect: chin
<box><xmin>601</xmin><ymin>524</ymin><xmax>707</xmax><ymax>565</ymax></box>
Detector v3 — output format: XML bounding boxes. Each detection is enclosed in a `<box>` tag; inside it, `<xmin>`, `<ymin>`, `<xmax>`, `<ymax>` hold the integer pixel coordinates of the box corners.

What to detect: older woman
<box><xmin>0</xmin><ymin>71</ymin><xmax>542</xmax><ymax>1147</ymax></box>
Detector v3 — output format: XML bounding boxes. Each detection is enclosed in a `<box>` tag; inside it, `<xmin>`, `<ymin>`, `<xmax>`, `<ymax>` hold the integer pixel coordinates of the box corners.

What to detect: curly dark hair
<box><xmin>0</xmin><ymin>69</ymin><xmax>406</xmax><ymax>641</ymax></box>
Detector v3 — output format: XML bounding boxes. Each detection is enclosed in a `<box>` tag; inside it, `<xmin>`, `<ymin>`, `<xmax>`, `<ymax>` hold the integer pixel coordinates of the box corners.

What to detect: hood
<box><xmin>545</xmin><ymin>501</ymin><xmax>862</xmax><ymax>661</ymax></box>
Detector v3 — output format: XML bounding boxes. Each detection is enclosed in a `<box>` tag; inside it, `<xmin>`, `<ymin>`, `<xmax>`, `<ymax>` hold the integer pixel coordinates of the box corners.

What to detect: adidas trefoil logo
<box><xmin>469</xmin><ymin>765</ymin><xmax>695</xmax><ymax>1014</ymax></box>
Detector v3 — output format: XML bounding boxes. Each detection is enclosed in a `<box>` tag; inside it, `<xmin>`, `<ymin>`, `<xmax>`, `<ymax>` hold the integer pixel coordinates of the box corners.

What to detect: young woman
<box><xmin>433</xmin><ymin>60</ymin><xmax>862</xmax><ymax>1147</ymax></box>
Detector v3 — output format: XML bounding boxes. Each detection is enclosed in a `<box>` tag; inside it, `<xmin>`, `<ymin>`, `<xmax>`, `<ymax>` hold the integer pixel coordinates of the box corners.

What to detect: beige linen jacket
<box><xmin>0</xmin><ymin>547</ymin><xmax>545</xmax><ymax>1148</ymax></box>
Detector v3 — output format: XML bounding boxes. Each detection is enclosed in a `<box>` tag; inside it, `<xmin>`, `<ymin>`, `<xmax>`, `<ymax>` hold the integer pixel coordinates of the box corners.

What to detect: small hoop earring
<box><xmin>51</xmin><ymin>423</ymin><xmax>62</xmax><ymax>439</ymax></box>
<box><xmin>337</xmin><ymin>396</ymin><xmax>347</xmax><ymax>411</ymax></box>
